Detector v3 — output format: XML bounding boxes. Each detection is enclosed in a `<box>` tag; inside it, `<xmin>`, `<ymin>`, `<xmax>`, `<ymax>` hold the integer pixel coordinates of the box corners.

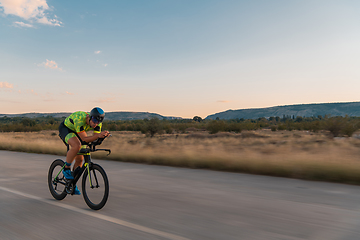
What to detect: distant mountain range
<box><xmin>2</xmin><ymin>101</ymin><xmax>360</xmax><ymax>120</ymax></box>
<box><xmin>205</xmin><ymin>102</ymin><xmax>360</xmax><ymax>120</ymax></box>
<box><xmin>0</xmin><ymin>112</ymin><xmax>181</xmax><ymax>120</ymax></box>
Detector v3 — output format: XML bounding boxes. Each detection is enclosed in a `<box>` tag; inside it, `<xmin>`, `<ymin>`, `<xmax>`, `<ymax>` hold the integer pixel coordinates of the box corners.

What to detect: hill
<box><xmin>205</xmin><ymin>102</ymin><xmax>360</xmax><ymax>120</ymax></box>
<box><xmin>0</xmin><ymin>112</ymin><xmax>181</xmax><ymax>120</ymax></box>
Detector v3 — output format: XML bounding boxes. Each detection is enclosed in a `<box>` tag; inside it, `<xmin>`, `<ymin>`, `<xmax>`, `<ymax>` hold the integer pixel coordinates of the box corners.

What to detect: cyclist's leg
<box><xmin>59</xmin><ymin>123</ymin><xmax>81</xmax><ymax>169</ymax></box>
<box><xmin>73</xmin><ymin>154</ymin><xmax>84</xmax><ymax>170</ymax></box>
<box><xmin>71</xmin><ymin>147</ymin><xmax>83</xmax><ymax>195</ymax></box>
<box><xmin>66</xmin><ymin>136</ymin><xmax>81</xmax><ymax>167</ymax></box>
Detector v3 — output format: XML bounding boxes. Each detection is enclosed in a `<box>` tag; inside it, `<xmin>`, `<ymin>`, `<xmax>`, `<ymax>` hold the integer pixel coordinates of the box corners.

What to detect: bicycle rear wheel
<box><xmin>48</xmin><ymin>159</ymin><xmax>68</xmax><ymax>200</ymax></box>
<box><xmin>82</xmin><ymin>163</ymin><xmax>109</xmax><ymax>210</ymax></box>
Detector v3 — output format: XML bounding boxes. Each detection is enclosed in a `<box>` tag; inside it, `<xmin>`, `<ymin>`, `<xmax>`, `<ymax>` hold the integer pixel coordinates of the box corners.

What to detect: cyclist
<box><xmin>58</xmin><ymin>107</ymin><xmax>109</xmax><ymax>195</ymax></box>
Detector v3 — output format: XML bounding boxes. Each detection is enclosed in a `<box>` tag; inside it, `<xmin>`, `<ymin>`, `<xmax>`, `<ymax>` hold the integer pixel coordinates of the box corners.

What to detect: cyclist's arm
<box><xmin>77</xmin><ymin>131</ymin><xmax>109</xmax><ymax>143</ymax></box>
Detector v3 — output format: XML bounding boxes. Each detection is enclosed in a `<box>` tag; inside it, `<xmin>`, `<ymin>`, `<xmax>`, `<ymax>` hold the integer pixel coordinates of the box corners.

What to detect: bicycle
<box><xmin>48</xmin><ymin>135</ymin><xmax>111</xmax><ymax>210</ymax></box>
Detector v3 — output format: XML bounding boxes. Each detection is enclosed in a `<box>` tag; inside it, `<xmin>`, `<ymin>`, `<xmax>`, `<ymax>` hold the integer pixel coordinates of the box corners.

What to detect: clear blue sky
<box><xmin>1</xmin><ymin>0</ymin><xmax>360</xmax><ymax>118</ymax></box>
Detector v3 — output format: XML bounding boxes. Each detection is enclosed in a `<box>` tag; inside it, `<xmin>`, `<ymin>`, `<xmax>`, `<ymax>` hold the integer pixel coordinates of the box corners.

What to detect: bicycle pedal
<box><xmin>66</xmin><ymin>187</ymin><xmax>74</xmax><ymax>194</ymax></box>
<box><xmin>65</xmin><ymin>182</ymin><xmax>74</xmax><ymax>194</ymax></box>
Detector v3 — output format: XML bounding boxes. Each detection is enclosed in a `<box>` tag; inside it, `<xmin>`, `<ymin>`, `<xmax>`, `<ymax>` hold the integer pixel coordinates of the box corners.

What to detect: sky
<box><xmin>1</xmin><ymin>0</ymin><xmax>360</xmax><ymax>118</ymax></box>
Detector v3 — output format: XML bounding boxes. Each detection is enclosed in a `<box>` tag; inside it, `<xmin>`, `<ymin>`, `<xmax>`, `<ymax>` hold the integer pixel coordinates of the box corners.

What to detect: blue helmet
<box><xmin>90</xmin><ymin>107</ymin><xmax>105</xmax><ymax>123</ymax></box>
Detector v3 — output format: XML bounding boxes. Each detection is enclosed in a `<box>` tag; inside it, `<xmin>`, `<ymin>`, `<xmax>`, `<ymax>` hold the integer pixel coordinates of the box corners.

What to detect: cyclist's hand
<box><xmin>100</xmin><ymin>131</ymin><xmax>110</xmax><ymax>138</ymax></box>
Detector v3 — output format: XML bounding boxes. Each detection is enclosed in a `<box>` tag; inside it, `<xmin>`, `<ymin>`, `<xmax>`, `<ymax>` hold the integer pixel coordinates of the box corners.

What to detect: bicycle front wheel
<box><xmin>82</xmin><ymin>163</ymin><xmax>109</xmax><ymax>210</ymax></box>
<box><xmin>48</xmin><ymin>159</ymin><xmax>67</xmax><ymax>200</ymax></box>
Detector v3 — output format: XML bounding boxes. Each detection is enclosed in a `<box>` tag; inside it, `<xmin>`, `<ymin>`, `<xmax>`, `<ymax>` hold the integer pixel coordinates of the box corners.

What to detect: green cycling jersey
<box><xmin>64</xmin><ymin>111</ymin><xmax>102</xmax><ymax>143</ymax></box>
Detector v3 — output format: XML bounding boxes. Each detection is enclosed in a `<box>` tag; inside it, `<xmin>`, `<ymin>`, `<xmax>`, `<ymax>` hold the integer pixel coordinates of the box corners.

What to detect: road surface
<box><xmin>1</xmin><ymin>150</ymin><xmax>360</xmax><ymax>240</ymax></box>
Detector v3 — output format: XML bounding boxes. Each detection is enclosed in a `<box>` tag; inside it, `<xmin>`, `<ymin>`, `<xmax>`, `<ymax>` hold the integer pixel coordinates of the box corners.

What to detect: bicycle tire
<box><xmin>82</xmin><ymin>163</ymin><xmax>109</xmax><ymax>210</ymax></box>
<box><xmin>48</xmin><ymin>159</ymin><xmax>68</xmax><ymax>200</ymax></box>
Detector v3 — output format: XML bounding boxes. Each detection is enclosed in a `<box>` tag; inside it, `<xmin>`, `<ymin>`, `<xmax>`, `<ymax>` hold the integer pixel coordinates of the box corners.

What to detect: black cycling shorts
<box><xmin>59</xmin><ymin>121</ymin><xmax>77</xmax><ymax>144</ymax></box>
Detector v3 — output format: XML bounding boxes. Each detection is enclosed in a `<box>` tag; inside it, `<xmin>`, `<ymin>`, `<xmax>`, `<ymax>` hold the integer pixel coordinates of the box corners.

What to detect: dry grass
<box><xmin>2</xmin><ymin>130</ymin><xmax>360</xmax><ymax>184</ymax></box>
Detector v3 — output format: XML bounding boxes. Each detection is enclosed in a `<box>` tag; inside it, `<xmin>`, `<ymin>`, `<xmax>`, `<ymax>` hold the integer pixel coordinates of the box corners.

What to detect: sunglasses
<box><xmin>91</xmin><ymin>117</ymin><xmax>101</xmax><ymax>124</ymax></box>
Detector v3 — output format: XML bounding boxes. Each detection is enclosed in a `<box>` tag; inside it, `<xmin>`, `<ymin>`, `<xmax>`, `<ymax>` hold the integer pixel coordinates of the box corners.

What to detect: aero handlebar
<box><xmin>81</xmin><ymin>134</ymin><xmax>112</xmax><ymax>155</ymax></box>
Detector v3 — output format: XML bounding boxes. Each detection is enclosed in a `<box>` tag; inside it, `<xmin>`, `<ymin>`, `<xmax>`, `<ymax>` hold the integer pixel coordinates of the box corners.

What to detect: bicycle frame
<box><xmin>72</xmin><ymin>153</ymin><xmax>92</xmax><ymax>187</ymax></box>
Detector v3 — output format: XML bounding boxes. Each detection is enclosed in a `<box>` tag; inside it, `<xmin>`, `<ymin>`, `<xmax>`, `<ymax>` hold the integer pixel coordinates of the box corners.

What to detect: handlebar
<box><xmin>80</xmin><ymin>134</ymin><xmax>112</xmax><ymax>156</ymax></box>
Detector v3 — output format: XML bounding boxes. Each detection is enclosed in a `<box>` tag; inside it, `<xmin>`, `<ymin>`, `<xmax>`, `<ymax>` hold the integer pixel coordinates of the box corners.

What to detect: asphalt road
<box><xmin>1</xmin><ymin>150</ymin><xmax>360</xmax><ymax>240</ymax></box>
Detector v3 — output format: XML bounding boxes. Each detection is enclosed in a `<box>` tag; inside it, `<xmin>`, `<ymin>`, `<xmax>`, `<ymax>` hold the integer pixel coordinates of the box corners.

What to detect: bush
<box><xmin>21</xmin><ymin>118</ymin><xmax>36</xmax><ymax>127</ymax></box>
<box><xmin>309</xmin><ymin>121</ymin><xmax>321</xmax><ymax>132</ymax></box>
<box><xmin>325</xmin><ymin>117</ymin><xmax>346</xmax><ymax>137</ymax></box>
<box><xmin>142</xmin><ymin>118</ymin><xmax>162</xmax><ymax>137</ymax></box>
<box><xmin>277</xmin><ymin>124</ymin><xmax>286</xmax><ymax>131</ymax></box>
<box><xmin>226</xmin><ymin>122</ymin><xmax>242</xmax><ymax>133</ymax></box>
<box><xmin>342</xmin><ymin>120</ymin><xmax>360</xmax><ymax>137</ymax></box>
<box><xmin>207</xmin><ymin>120</ymin><xmax>226</xmax><ymax>134</ymax></box>
<box><xmin>163</xmin><ymin>124</ymin><xmax>174</xmax><ymax>134</ymax></box>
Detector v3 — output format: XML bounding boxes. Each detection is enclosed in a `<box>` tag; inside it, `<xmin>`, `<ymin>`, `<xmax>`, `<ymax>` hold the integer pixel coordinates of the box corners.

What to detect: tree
<box><xmin>193</xmin><ymin>116</ymin><xmax>203</xmax><ymax>122</ymax></box>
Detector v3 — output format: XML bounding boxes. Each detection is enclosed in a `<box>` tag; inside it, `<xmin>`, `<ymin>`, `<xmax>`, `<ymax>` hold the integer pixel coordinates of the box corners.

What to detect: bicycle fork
<box><xmin>85</xmin><ymin>163</ymin><xmax>100</xmax><ymax>189</ymax></box>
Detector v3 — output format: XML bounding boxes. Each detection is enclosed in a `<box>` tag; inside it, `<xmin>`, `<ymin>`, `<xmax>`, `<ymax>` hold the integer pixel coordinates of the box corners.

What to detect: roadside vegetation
<box><xmin>1</xmin><ymin>115</ymin><xmax>360</xmax><ymax>138</ymax></box>
<box><xmin>1</xmin><ymin>115</ymin><xmax>360</xmax><ymax>185</ymax></box>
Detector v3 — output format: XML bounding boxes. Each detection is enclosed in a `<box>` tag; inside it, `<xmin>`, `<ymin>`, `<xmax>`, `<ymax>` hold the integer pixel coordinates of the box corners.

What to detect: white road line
<box><xmin>0</xmin><ymin>186</ymin><xmax>190</xmax><ymax>240</ymax></box>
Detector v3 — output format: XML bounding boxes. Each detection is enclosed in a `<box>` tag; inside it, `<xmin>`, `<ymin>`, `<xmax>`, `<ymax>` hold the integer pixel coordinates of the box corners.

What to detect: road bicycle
<box><xmin>48</xmin><ymin>135</ymin><xmax>111</xmax><ymax>210</ymax></box>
